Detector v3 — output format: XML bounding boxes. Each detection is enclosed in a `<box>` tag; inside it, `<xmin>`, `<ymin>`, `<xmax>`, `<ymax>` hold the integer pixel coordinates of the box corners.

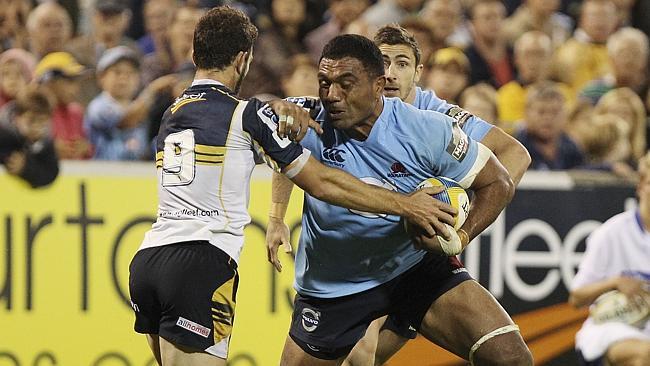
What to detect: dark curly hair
<box><xmin>320</xmin><ymin>34</ymin><xmax>385</xmax><ymax>79</ymax></box>
<box><xmin>192</xmin><ymin>6</ymin><xmax>259</xmax><ymax>70</ymax></box>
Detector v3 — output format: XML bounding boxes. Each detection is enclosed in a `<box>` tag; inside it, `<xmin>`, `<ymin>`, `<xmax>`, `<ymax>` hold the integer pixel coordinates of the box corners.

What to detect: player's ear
<box><xmin>375</xmin><ymin>75</ymin><xmax>386</xmax><ymax>96</ymax></box>
<box><xmin>414</xmin><ymin>64</ymin><xmax>424</xmax><ymax>83</ymax></box>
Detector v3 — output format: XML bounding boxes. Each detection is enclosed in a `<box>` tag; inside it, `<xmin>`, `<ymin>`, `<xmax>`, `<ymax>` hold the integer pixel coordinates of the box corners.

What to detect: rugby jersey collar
<box><xmin>191</xmin><ymin>79</ymin><xmax>225</xmax><ymax>87</ymax></box>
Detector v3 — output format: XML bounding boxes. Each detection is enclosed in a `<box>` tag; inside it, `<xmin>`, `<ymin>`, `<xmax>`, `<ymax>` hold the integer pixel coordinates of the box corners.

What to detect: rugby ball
<box><xmin>416</xmin><ymin>177</ymin><xmax>470</xmax><ymax>230</ymax></box>
<box><xmin>590</xmin><ymin>290</ymin><xmax>650</xmax><ymax>328</ymax></box>
<box><xmin>405</xmin><ymin>177</ymin><xmax>470</xmax><ymax>255</ymax></box>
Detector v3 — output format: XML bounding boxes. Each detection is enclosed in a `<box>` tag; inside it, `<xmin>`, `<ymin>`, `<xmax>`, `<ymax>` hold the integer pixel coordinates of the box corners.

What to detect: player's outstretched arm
<box><xmin>286</xmin><ymin>156</ymin><xmax>456</xmax><ymax>237</ymax></box>
<box><xmin>266</xmin><ymin>172</ymin><xmax>295</xmax><ymax>272</ymax></box>
<box><xmin>480</xmin><ymin>126</ymin><xmax>531</xmax><ymax>185</ymax></box>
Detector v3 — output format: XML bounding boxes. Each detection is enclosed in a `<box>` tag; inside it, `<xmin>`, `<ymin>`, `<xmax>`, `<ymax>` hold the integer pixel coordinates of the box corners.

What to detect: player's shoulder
<box><xmin>388</xmin><ymin>97</ymin><xmax>454</xmax><ymax>130</ymax></box>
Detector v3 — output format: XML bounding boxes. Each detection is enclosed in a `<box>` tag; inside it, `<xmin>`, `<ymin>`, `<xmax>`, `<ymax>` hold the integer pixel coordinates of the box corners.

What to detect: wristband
<box><xmin>458</xmin><ymin>229</ymin><xmax>470</xmax><ymax>247</ymax></box>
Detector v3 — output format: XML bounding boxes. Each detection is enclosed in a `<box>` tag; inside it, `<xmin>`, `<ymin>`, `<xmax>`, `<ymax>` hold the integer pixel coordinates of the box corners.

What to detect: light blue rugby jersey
<box><xmin>413</xmin><ymin>87</ymin><xmax>493</xmax><ymax>141</ymax></box>
<box><xmin>295</xmin><ymin>97</ymin><xmax>489</xmax><ymax>298</ymax></box>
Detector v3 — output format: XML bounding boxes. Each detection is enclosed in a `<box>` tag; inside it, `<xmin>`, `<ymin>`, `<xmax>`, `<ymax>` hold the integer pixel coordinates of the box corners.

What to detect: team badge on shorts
<box><xmin>301</xmin><ymin>308</ymin><xmax>321</xmax><ymax>332</ymax></box>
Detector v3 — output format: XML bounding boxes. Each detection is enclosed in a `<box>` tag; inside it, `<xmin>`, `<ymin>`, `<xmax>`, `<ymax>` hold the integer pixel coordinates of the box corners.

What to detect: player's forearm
<box><xmin>481</xmin><ymin>128</ymin><xmax>531</xmax><ymax>185</ymax></box>
<box><xmin>461</xmin><ymin>176</ymin><xmax>513</xmax><ymax>241</ymax></box>
<box><xmin>292</xmin><ymin>163</ymin><xmax>408</xmax><ymax>216</ymax></box>
<box><xmin>569</xmin><ymin>278</ymin><xmax>619</xmax><ymax>308</ymax></box>
<box><xmin>270</xmin><ymin>172</ymin><xmax>294</xmax><ymax>220</ymax></box>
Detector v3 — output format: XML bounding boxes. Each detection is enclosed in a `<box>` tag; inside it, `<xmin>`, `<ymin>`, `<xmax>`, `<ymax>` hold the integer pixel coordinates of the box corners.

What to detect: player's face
<box><xmin>318</xmin><ymin>57</ymin><xmax>384</xmax><ymax>130</ymax></box>
<box><xmin>379</xmin><ymin>44</ymin><xmax>422</xmax><ymax>102</ymax></box>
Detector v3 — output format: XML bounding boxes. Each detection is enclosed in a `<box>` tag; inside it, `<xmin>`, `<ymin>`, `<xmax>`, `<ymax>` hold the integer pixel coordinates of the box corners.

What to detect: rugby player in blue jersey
<box><xmin>341</xmin><ymin>24</ymin><xmax>533</xmax><ymax>366</ymax></box>
<box><xmin>267</xmin><ymin>34</ymin><xmax>532</xmax><ymax>365</ymax></box>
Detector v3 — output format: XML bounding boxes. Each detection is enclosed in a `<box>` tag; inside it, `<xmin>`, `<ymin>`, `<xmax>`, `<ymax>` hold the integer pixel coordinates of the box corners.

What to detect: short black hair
<box><xmin>192</xmin><ymin>6</ymin><xmax>258</xmax><ymax>70</ymax></box>
<box><xmin>320</xmin><ymin>34</ymin><xmax>385</xmax><ymax>79</ymax></box>
<box><xmin>374</xmin><ymin>24</ymin><xmax>422</xmax><ymax>65</ymax></box>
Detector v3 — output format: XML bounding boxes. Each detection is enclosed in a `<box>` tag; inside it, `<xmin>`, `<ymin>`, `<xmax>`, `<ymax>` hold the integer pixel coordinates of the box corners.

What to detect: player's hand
<box><xmin>411</xmin><ymin>225</ymin><xmax>465</xmax><ymax>256</ymax></box>
<box><xmin>267</xmin><ymin>99</ymin><xmax>323</xmax><ymax>142</ymax></box>
<box><xmin>266</xmin><ymin>217</ymin><xmax>292</xmax><ymax>272</ymax></box>
<box><xmin>403</xmin><ymin>186</ymin><xmax>457</xmax><ymax>238</ymax></box>
<box><xmin>616</xmin><ymin>276</ymin><xmax>650</xmax><ymax>299</ymax></box>
<box><xmin>5</xmin><ymin>151</ymin><xmax>26</xmax><ymax>175</ymax></box>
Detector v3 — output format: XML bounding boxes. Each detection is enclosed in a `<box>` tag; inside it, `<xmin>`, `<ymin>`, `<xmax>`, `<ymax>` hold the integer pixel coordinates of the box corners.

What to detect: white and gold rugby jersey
<box><xmin>139</xmin><ymin>79</ymin><xmax>310</xmax><ymax>262</ymax></box>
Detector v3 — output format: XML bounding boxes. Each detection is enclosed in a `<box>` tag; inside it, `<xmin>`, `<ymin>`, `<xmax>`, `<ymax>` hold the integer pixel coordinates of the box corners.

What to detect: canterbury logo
<box><xmin>170</xmin><ymin>92</ymin><xmax>207</xmax><ymax>114</ymax></box>
<box><xmin>322</xmin><ymin>148</ymin><xmax>346</xmax><ymax>163</ymax></box>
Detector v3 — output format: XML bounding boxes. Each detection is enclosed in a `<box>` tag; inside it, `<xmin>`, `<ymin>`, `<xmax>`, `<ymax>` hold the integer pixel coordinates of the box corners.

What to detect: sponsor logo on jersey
<box><xmin>176</xmin><ymin>316</ymin><xmax>211</xmax><ymax>338</ymax></box>
<box><xmin>321</xmin><ymin>148</ymin><xmax>346</xmax><ymax>167</ymax></box>
<box><xmin>388</xmin><ymin>161</ymin><xmax>412</xmax><ymax>177</ymax></box>
<box><xmin>171</xmin><ymin>92</ymin><xmax>206</xmax><ymax>114</ymax></box>
<box><xmin>301</xmin><ymin>308</ymin><xmax>320</xmax><ymax>332</ymax></box>
<box><xmin>445</xmin><ymin>106</ymin><xmax>472</xmax><ymax>128</ymax></box>
<box><xmin>446</xmin><ymin>122</ymin><xmax>469</xmax><ymax>161</ymax></box>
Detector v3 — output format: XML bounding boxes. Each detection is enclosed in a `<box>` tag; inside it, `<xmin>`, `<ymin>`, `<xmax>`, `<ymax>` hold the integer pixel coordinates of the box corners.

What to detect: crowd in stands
<box><xmin>1</xmin><ymin>0</ymin><xmax>650</xmax><ymax>187</ymax></box>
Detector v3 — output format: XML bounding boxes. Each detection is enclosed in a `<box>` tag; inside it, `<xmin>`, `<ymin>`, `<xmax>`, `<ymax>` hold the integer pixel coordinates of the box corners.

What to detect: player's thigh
<box><xmin>605</xmin><ymin>338</ymin><xmax>650</xmax><ymax>366</ymax></box>
<box><xmin>418</xmin><ymin>280</ymin><xmax>524</xmax><ymax>358</ymax></box>
<box><xmin>146</xmin><ymin>334</ymin><xmax>162</xmax><ymax>365</ymax></box>
<box><xmin>159</xmin><ymin>336</ymin><xmax>226</xmax><ymax>366</ymax></box>
<box><xmin>281</xmin><ymin>334</ymin><xmax>346</xmax><ymax>366</ymax></box>
<box><xmin>343</xmin><ymin>316</ymin><xmax>388</xmax><ymax>366</ymax></box>
<box><xmin>373</xmin><ymin>326</ymin><xmax>408</xmax><ymax>366</ymax></box>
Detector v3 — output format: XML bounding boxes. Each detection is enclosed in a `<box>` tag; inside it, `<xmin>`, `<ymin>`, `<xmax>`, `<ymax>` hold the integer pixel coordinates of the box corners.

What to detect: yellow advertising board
<box><xmin>0</xmin><ymin>168</ymin><xmax>302</xmax><ymax>365</ymax></box>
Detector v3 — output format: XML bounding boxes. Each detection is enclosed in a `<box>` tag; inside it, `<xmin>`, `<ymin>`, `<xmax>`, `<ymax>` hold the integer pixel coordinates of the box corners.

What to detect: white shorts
<box><xmin>575</xmin><ymin>319</ymin><xmax>650</xmax><ymax>361</ymax></box>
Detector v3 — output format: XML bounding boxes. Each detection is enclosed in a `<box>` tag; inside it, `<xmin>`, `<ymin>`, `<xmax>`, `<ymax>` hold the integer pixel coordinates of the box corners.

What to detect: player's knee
<box><xmin>473</xmin><ymin>336</ymin><xmax>533</xmax><ymax>366</ymax></box>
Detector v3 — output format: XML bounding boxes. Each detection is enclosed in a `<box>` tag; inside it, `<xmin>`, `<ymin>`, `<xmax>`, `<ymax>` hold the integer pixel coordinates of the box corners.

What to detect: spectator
<box><xmin>26</xmin><ymin>2</ymin><xmax>73</xmax><ymax>59</ymax></box>
<box><xmin>569</xmin><ymin>151</ymin><xmax>650</xmax><ymax>366</ymax></box>
<box><xmin>552</xmin><ymin>0</ymin><xmax>618</xmax><ymax>94</ymax></box>
<box><xmin>0</xmin><ymin>85</ymin><xmax>58</xmax><ymax>188</ymax></box>
<box><xmin>497</xmin><ymin>31</ymin><xmax>573</xmax><ymax>131</ymax></box>
<box><xmin>68</xmin><ymin>0</ymin><xmax>140</xmax><ymax>105</ymax></box>
<box><xmin>594</xmin><ymin>87</ymin><xmax>647</xmax><ymax>163</ymax></box>
<box><xmin>502</xmin><ymin>0</ymin><xmax>572</xmax><ymax>49</ymax></box>
<box><xmin>0</xmin><ymin>0</ymin><xmax>31</xmax><ymax>52</ymax></box>
<box><xmin>35</xmin><ymin>51</ymin><xmax>91</xmax><ymax>160</ymax></box>
<box><xmin>516</xmin><ymin>82</ymin><xmax>585</xmax><ymax>170</ymax></box>
<box><xmin>570</xmin><ymin>112</ymin><xmax>636</xmax><ymax>178</ymax></box>
<box><xmin>85</xmin><ymin>46</ymin><xmax>176</xmax><ymax>161</ymax></box>
<box><xmin>460</xmin><ymin>82</ymin><xmax>498</xmax><ymax>124</ymax></box>
<box><xmin>613</xmin><ymin>0</ymin><xmax>637</xmax><ymax>26</ymax></box>
<box><xmin>240</xmin><ymin>0</ymin><xmax>311</xmax><ymax>98</ymax></box>
<box><xmin>0</xmin><ymin>48</ymin><xmax>36</xmax><ymax>108</ymax></box>
<box><xmin>356</xmin><ymin>0</ymin><xmax>425</xmax><ymax>35</ymax></box>
<box><xmin>419</xmin><ymin>0</ymin><xmax>467</xmax><ymax>49</ymax></box>
<box><xmin>465</xmin><ymin>0</ymin><xmax>515</xmax><ymax>88</ymax></box>
<box><xmin>137</xmin><ymin>0</ymin><xmax>176</xmax><ymax>56</ymax></box>
<box><xmin>69</xmin><ymin>0</ymin><xmax>138</xmax><ymax>67</ymax></box>
<box><xmin>579</xmin><ymin>27</ymin><xmax>649</xmax><ymax>108</ymax></box>
<box><xmin>424</xmin><ymin>47</ymin><xmax>469</xmax><ymax>104</ymax></box>
<box><xmin>280</xmin><ymin>54</ymin><xmax>318</xmax><ymax>98</ymax></box>
<box><xmin>304</xmin><ymin>0</ymin><xmax>370</xmax><ymax>62</ymax></box>
<box><xmin>141</xmin><ymin>5</ymin><xmax>204</xmax><ymax>85</ymax></box>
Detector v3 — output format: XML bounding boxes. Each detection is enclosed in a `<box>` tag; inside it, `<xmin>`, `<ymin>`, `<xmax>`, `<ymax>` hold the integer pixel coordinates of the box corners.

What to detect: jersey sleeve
<box><xmin>425</xmin><ymin>112</ymin><xmax>492</xmax><ymax>189</ymax></box>
<box><xmin>417</xmin><ymin>89</ymin><xmax>494</xmax><ymax>141</ymax></box>
<box><xmin>241</xmin><ymin>98</ymin><xmax>311</xmax><ymax>178</ymax></box>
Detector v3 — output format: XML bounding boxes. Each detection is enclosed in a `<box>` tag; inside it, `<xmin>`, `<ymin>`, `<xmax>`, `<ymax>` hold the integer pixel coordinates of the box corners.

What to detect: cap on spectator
<box><xmin>0</xmin><ymin>48</ymin><xmax>37</xmax><ymax>82</ymax></box>
<box><xmin>95</xmin><ymin>0</ymin><xmax>128</xmax><ymax>13</ymax></box>
<box><xmin>34</xmin><ymin>52</ymin><xmax>86</xmax><ymax>82</ymax></box>
<box><xmin>96</xmin><ymin>46</ymin><xmax>140</xmax><ymax>75</ymax></box>
<box><xmin>431</xmin><ymin>47</ymin><xmax>470</xmax><ymax>73</ymax></box>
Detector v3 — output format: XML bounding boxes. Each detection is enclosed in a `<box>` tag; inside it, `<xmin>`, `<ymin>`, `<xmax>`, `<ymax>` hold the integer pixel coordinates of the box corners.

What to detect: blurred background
<box><xmin>0</xmin><ymin>0</ymin><xmax>648</xmax><ymax>365</ymax></box>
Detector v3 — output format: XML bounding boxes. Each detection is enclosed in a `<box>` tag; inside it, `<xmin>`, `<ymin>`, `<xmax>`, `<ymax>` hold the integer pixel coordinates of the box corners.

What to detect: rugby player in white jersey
<box><xmin>570</xmin><ymin>153</ymin><xmax>650</xmax><ymax>366</ymax></box>
<box><xmin>127</xmin><ymin>7</ymin><xmax>455</xmax><ymax>366</ymax></box>
<box><xmin>267</xmin><ymin>34</ymin><xmax>532</xmax><ymax>365</ymax></box>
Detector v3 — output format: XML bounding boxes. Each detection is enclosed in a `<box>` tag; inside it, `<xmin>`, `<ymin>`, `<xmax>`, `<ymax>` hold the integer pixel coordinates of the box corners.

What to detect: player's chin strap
<box><xmin>468</xmin><ymin>324</ymin><xmax>520</xmax><ymax>366</ymax></box>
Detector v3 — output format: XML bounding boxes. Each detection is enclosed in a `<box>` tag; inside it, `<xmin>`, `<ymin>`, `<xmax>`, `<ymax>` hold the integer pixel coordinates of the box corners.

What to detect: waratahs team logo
<box><xmin>388</xmin><ymin>161</ymin><xmax>412</xmax><ymax>177</ymax></box>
